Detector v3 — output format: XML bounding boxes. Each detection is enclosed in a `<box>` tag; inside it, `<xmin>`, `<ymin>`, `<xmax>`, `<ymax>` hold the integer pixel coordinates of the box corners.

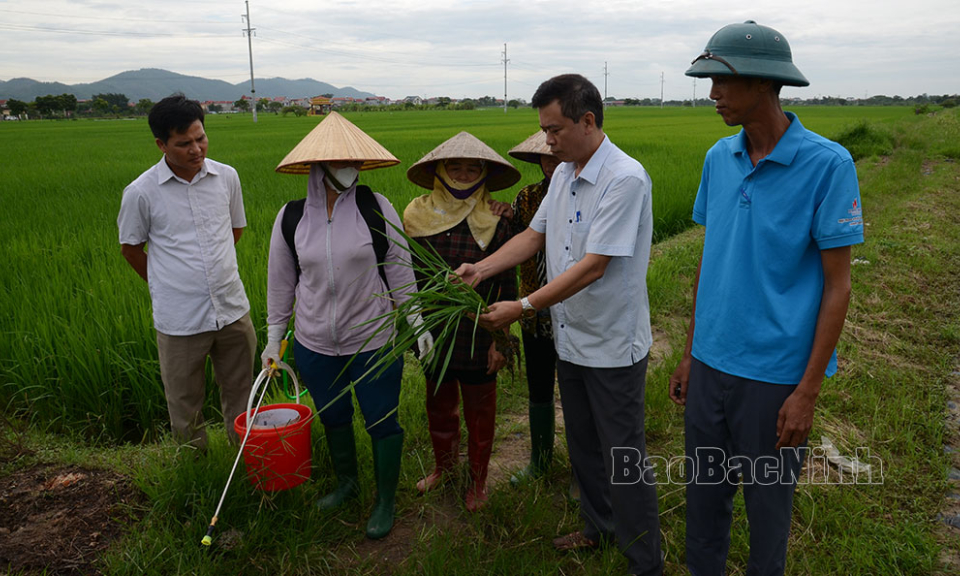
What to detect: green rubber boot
<box><xmin>317</xmin><ymin>424</ymin><xmax>359</xmax><ymax>510</ymax></box>
<box><xmin>366</xmin><ymin>432</ymin><xmax>404</xmax><ymax>539</ymax></box>
<box><xmin>510</xmin><ymin>400</ymin><xmax>555</xmax><ymax>484</ymax></box>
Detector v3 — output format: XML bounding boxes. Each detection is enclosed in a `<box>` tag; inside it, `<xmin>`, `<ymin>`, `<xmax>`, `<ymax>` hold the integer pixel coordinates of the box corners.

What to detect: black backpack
<box><xmin>280</xmin><ymin>185</ymin><xmax>390</xmax><ymax>290</ymax></box>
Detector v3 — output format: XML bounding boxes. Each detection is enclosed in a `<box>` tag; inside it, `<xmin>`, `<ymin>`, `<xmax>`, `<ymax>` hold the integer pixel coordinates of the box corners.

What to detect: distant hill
<box><xmin>0</xmin><ymin>68</ymin><xmax>377</xmax><ymax>102</ymax></box>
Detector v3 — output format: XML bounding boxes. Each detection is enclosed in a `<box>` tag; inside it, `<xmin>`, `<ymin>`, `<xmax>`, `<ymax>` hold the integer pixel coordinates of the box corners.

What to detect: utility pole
<box><xmin>660</xmin><ymin>72</ymin><xmax>664</xmax><ymax>109</ymax></box>
<box><xmin>603</xmin><ymin>61</ymin><xmax>609</xmax><ymax>106</ymax></box>
<box><xmin>242</xmin><ymin>0</ymin><xmax>257</xmax><ymax>123</ymax></box>
<box><xmin>502</xmin><ymin>43</ymin><xmax>509</xmax><ymax>113</ymax></box>
<box><xmin>692</xmin><ymin>78</ymin><xmax>696</xmax><ymax>107</ymax></box>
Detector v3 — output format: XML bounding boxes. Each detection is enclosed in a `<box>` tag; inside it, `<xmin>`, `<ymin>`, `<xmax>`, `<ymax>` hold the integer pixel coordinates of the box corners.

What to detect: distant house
<box><xmin>403</xmin><ymin>96</ymin><xmax>423</xmax><ymax>105</ymax></box>
<box><xmin>308</xmin><ymin>96</ymin><xmax>332</xmax><ymax>116</ymax></box>
<box><xmin>201</xmin><ymin>100</ymin><xmax>237</xmax><ymax>113</ymax></box>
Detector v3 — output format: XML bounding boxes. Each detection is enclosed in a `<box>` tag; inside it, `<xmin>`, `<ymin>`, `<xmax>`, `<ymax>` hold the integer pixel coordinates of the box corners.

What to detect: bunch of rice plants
<box><xmin>317</xmin><ymin>218</ymin><xmax>519</xmax><ymax>414</ymax></box>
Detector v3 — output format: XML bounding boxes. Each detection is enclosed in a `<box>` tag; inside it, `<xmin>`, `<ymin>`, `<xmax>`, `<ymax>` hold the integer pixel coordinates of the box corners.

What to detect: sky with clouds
<box><xmin>1</xmin><ymin>0</ymin><xmax>957</xmax><ymax>101</ymax></box>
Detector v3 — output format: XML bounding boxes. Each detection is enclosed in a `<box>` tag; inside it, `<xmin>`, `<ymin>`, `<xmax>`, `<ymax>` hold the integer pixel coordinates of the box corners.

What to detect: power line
<box><xmin>0</xmin><ymin>8</ymin><xmax>233</xmax><ymax>25</ymax></box>
<box><xmin>253</xmin><ymin>5</ymin><xmax>501</xmax><ymax>51</ymax></box>
<box><xmin>352</xmin><ymin>76</ymin><xmax>504</xmax><ymax>91</ymax></box>
<box><xmin>511</xmin><ymin>78</ymin><xmax>541</xmax><ymax>88</ymax></box>
<box><xmin>255</xmin><ymin>27</ymin><xmax>498</xmax><ymax>68</ymax></box>
<box><xmin>2</xmin><ymin>11</ymin><xmax>497</xmax><ymax>70</ymax></box>
<box><xmin>255</xmin><ymin>35</ymin><xmax>498</xmax><ymax>69</ymax></box>
<box><xmin>507</xmin><ymin>62</ymin><xmax>543</xmax><ymax>72</ymax></box>
<box><xmin>4</xmin><ymin>11</ymin><xmax>505</xmax><ymax>81</ymax></box>
<box><xmin>0</xmin><ymin>22</ymin><xmax>229</xmax><ymax>38</ymax></box>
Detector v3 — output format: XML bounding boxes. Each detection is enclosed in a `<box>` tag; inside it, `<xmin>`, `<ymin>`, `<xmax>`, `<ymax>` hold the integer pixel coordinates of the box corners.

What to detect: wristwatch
<box><xmin>520</xmin><ymin>297</ymin><xmax>537</xmax><ymax>319</ymax></box>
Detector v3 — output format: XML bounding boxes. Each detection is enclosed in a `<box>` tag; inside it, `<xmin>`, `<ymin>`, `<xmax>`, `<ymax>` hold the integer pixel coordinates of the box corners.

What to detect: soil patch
<box><xmin>0</xmin><ymin>464</ymin><xmax>144</xmax><ymax>575</ymax></box>
<box><xmin>350</xmin><ymin>499</ymin><xmax>463</xmax><ymax>573</ymax></box>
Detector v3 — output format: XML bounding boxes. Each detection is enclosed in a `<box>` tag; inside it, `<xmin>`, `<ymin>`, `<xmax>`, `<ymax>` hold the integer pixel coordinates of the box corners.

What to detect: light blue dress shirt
<box><xmin>530</xmin><ymin>136</ymin><xmax>653</xmax><ymax>368</ymax></box>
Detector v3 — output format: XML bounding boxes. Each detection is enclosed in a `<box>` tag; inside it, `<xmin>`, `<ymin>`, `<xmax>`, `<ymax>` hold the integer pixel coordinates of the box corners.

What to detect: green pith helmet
<box><xmin>685</xmin><ymin>20</ymin><xmax>809</xmax><ymax>87</ymax></box>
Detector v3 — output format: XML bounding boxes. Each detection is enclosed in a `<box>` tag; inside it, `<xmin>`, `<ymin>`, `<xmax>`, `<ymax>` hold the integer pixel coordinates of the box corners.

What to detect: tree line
<box><xmin>5</xmin><ymin>91</ymin><xmax>957</xmax><ymax>121</ymax></box>
<box><xmin>4</xmin><ymin>93</ymin><xmax>153</xmax><ymax>119</ymax></box>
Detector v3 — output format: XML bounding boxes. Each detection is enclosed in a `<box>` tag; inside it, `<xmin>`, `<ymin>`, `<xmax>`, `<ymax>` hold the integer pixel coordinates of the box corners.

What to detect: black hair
<box><xmin>531</xmin><ymin>74</ymin><xmax>603</xmax><ymax>129</ymax></box>
<box><xmin>148</xmin><ymin>93</ymin><xmax>204</xmax><ymax>143</ymax></box>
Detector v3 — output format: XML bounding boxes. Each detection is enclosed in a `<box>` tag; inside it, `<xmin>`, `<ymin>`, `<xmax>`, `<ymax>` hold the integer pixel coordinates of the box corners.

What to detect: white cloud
<box><xmin>0</xmin><ymin>0</ymin><xmax>957</xmax><ymax>99</ymax></box>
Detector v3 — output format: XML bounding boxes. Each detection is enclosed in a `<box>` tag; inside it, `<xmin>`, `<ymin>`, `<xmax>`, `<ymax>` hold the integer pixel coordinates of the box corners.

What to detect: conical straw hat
<box><xmin>275</xmin><ymin>111</ymin><xmax>400</xmax><ymax>174</ymax></box>
<box><xmin>406</xmin><ymin>131</ymin><xmax>521</xmax><ymax>191</ymax></box>
<box><xmin>508</xmin><ymin>130</ymin><xmax>556</xmax><ymax>165</ymax></box>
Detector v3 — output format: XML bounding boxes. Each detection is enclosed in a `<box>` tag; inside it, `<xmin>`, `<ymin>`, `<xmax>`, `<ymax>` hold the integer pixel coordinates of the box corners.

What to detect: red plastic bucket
<box><xmin>234</xmin><ymin>402</ymin><xmax>313</xmax><ymax>491</ymax></box>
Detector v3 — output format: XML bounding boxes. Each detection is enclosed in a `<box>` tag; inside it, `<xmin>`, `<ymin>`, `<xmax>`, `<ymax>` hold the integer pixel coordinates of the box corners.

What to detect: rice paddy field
<box><xmin>5</xmin><ymin>105</ymin><xmax>959</xmax><ymax>575</ymax></box>
<box><xmin>0</xmin><ymin>106</ymin><xmax>911</xmax><ymax>441</ymax></box>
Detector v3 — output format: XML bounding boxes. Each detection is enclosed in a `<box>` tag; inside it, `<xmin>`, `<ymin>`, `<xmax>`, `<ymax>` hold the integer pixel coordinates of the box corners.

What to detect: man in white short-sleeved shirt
<box><xmin>455</xmin><ymin>75</ymin><xmax>663</xmax><ymax>576</ymax></box>
<box><xmin>118</xmin><ymin>94</ymin><xmax>256</xmax><ymax>451</ymax></box>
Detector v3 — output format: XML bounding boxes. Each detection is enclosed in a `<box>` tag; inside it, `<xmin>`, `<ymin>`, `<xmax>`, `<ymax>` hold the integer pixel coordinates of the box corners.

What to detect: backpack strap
<box><xmin>280</xmin><ymin>198</ymin><xmax>306</xmax><ymax>280</ymax></box>
<box><xmin>279</xmin><ymin>188</ymin><xmax>389</xmax><ymax>290</ymax></box>
<box><xmin>355</xmin><ymin>185</ymin><xmax>390</xmax><ymax>291</ymax></box>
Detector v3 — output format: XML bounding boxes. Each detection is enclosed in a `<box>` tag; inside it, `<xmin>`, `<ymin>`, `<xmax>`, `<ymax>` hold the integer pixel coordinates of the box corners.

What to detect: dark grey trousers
<box><xmin>558</xmin><ymin>356</ymin><xmax>663</xmax><ymax>576</ymax></box>
<box><xmin>685</xmin><ymin>358</ymin><xmax>806</xmax><ymax>576</ymax></box>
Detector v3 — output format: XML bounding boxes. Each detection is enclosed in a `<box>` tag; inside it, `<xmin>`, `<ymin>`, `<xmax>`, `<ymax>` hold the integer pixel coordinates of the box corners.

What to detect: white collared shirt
<box><xmin>118</xmin><ymin>157</ymin><xmax>250</xmax><ymax>335</ymax></box>
<box><xmin>529</xmin><ymin>136</ymin><xmax>653</xmax><ymax>368</ymax></box>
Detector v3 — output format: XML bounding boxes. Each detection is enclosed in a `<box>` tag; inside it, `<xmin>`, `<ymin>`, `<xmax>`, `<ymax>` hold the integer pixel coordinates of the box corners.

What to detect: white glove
<box><xmin>417</xmin><ymin>331</ymin><xmax>435</xmax><ymax>362</ymax></box>
<box><xmin>406</xmin><ymin>313</ymin><xmax>434</xmax><ymax>362</ymax></box>
<box><xmin>260</xmin><ymin>324</ymin><xmax>287</xmax><ymax>369</ymax></box>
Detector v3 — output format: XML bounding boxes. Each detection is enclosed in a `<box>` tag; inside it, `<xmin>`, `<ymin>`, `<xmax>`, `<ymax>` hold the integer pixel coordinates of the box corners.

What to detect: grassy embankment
<box><xmin>3</xmin><ymin>106</ymin><xmax>957</xmax><ymax>574</ymax></box>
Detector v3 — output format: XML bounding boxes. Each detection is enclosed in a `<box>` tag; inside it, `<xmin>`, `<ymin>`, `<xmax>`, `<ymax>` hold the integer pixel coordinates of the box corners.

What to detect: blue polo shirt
<box><xmin>691</xmin><ymin>112</ymin><xmax>864</xmax><ymax>384</ymax></box>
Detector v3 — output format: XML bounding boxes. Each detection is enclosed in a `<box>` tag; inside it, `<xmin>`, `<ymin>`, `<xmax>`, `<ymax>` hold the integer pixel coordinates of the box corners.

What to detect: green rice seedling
<box><xmin>312</xmin><ymin>217</ymin><xmax>519</xmax><ymax>419</ymax></box>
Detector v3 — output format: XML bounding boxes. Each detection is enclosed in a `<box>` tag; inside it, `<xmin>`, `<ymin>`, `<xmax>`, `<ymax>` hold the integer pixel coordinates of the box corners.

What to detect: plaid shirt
<box><xmin>510</xmin><ymin>178</ymin><xmax>552</xmax><ymax>338</ymax></box>
<box><xmin>415</xmin><ymin>218</ymin><xmax>517</xmax><ymax>373</ymax></box>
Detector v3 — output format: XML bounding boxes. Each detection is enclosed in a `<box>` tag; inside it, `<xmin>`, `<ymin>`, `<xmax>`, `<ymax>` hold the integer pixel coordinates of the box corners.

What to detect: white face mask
<box><xmin>324</xmin><ymin>164</ymin><xmax>359</xmax><ymax>192</ymax></box>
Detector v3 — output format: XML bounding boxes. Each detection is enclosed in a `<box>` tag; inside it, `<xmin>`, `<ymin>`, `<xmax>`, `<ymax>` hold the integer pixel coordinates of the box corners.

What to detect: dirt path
<box><xmin>0</xmin><ymin>464</ymin><xmax>143</xmax><ymax>575</ymax></box>
<box><xmin>344</xmin><ymin>326</ymin><xmax>676</xmax><ymax>573</ymax></box>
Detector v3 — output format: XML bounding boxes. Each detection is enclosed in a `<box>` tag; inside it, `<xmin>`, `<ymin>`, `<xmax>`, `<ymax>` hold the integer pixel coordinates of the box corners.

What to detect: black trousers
<box><xmin>685</xmin><ymin>358</ymin><xmax>806</xmax><ymax>576</ymax></box>
<box><xmin>558</xmin><ymin>356</ymin><xmax>663</xmax><ymax>576</ymax></box>
<box><xmin>521</xmin><ymin>331</ymin><xmax>557</xmax><ymax>403</ymax></box>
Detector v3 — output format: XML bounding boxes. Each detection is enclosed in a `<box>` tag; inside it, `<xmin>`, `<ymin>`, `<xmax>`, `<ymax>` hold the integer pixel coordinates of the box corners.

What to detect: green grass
<box><xmin>2</xmin><ymin>105</ymin><xmax>955</xmax><ymax>574</ymax></box>
<box><xmin>833</xmin><ymin>120</ymin><xmax>896</xmax><ymax>161</ymax></box>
